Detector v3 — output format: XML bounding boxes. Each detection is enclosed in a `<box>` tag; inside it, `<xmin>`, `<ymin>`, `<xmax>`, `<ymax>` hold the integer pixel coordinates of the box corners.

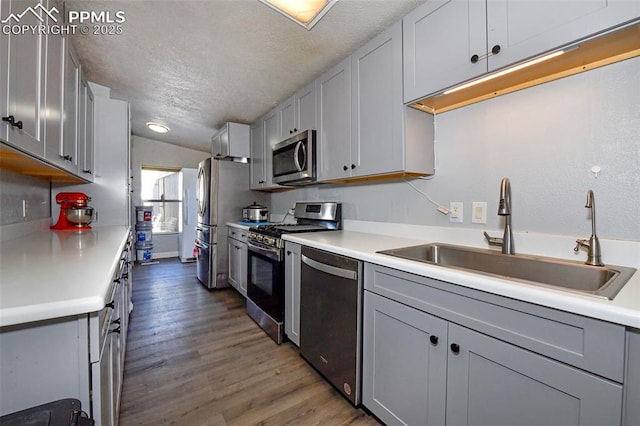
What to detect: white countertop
<box><xmin>0</xmin><ymin>226</ymin><xmax>131</xmax><ymax>327</ymax></box>
<box><xmin>283</xmin><ymin>229</ymin><xmax>640</xmax><ymax>328</ymax></box>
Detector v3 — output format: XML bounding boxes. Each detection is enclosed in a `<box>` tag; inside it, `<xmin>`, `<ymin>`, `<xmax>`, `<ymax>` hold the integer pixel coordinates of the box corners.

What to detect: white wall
<box><xmin>272</xmin><ymin>57</ymin><xmax>640</xmax><ymax>242</ymax></box>
<box><xmin>131</xmin><ymin>135</ymin><xmax>210</xmax><ymax>255</ymax></box>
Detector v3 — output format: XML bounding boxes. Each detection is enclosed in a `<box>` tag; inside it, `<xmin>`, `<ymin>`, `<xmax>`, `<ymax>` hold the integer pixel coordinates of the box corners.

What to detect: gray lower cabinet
<box><xmin>227</xmin><ymin>226</ymin><xmax>248</xmax><ymax>298</ymax></box>
<box><xmin>363</xmin><ymin>291</ymin><xmax>447</xmax><ymax>425</ymax></box>
<box><xmin>284</xmin><ymin>241</ymin><xmax>301</xmax><ymax>346</ymax></box>
<box><xmin>446</xmin><ymin>323</ymin><xmax>622</xmax><ymax>426</ymax></box>
<box><xmin>363</xmin><ymin>263</ymin><xmax>626</xmax><ymax>425</ymax></box>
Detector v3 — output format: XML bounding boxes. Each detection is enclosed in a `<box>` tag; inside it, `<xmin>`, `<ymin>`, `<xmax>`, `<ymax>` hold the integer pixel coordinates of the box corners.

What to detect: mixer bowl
<box><xmin>65</xmin><ymin>207</ymin><xmax>95</xmax><ymax>226</ymax></box>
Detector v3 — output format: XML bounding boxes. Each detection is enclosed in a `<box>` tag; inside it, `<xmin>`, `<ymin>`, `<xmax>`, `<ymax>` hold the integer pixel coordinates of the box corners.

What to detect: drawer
<box><xmin>365</xmin><ymin>263</ymin><xmax>626</xmax><ymax>382</ymax></box>
<box><xmin>228</xmin><ymin>227</ymin><xmax>248</xmax><ymax>244</ymax></box>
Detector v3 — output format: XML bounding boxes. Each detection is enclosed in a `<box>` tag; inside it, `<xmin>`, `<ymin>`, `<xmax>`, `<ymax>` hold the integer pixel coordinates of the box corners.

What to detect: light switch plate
<box><xmin>472</xmin><ymin>202</ymin><xmax>487</xmax><ymax>224</ymax></box>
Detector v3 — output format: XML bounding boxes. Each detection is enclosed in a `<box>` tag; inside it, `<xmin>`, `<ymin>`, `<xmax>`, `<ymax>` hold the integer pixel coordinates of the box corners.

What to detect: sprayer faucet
<box><xmin>484</xmin><ymin>177</ymin><xmax>515</xmax><ymax>254</ymax></box>
<box><xmin>574</xmin><ymin>190</ymin><xmax>604</xmax><ymax>266</ymax></box>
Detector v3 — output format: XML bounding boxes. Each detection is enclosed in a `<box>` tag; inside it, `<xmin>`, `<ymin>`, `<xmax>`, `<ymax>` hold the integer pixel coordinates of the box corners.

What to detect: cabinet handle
<box><xmin>111</xmin><ymin>327</ymin><xmax>121</xmax><ymax>334</ymax></box>
<box><xmin>14</xmin><ymin>119</ymin><xmax>23</xmax><ymax>129</ymax></box>
<box><xmin>82</xmin><ymin>169</ymin><xmax>92</xmax><ymax>174</ymax></box>
<box><xmin>2</xmin><ymin>115</ymin><xmax>15</xmax><ymax>126</ymax></box>
<box><xmin>105</xmin><ymin>301</ymin><xmax>115</xmax><ymax>309</ymax></box>
<box><xmin>63</xmin><ymin>155</ymin><xmax>73</xmax><ymax>162</ymax></box>
<box><xmin>351</xmin><ymin>164</ymin><xmax>356</xmax><ymax>169</ymax></box>
<box><xmin>287</xmin><ymin>250</ymin><xmax>291</xmax><ymax>255</ymax></box>
<box><xmin>470</xmin><ymin>54</ymin><xmax>479</xmax><ymax>64</ymax></box>
<box><xmin>112</xmin><ymin>318</ymin><xmax>121</xmax><ymax>325</ymax></box>
<box><xmin>258</xmin><ymin>180</ymin><xmax>264</xmax><ymax>184</ymax></box>
<box><xmin>293</xmin><ymin>128</ymin><xmax>297</xmax><ymax>133</ymax></box>
<box><xmin>429</xmin><ymin>335</ymin><xmax>439</xmax><ymax>345</ymax></box>
<box><xmin>343</xmin><ymin>165</ymin><xmax>348</xmax><ymax>171</ymax></box>
<box><xmin>492</xmin><ymin>44</ymin><xmax>501</xmax><ymax>55</ymax></box>
<box><xmin>289</xmin><ymin>129</ymin><xmax>293</xmax><ymax>134</ymax></box>
<box><xmin>450</xmin><ymin>343</ymin><xmax>460</xmax><ymax>354</ymax></box>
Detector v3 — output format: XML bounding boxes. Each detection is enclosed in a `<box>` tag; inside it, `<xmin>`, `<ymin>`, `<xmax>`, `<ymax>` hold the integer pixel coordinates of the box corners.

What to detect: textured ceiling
<box><xmin>65</xmin><ymin>0</ymin><xmax>424</xmax><ymax>152</ymax></box>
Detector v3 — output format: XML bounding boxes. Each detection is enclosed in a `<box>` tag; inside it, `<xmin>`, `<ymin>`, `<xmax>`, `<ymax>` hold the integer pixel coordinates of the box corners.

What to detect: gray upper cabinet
<box><xmin>249</xmin><ymin>109</ymin><xmax>282</xmax><ymax>190</ymax></box>
<box><xmin>487</xmin><ymin>0</ymin><xmax>640</xmax><ymax>71</ymax></box>
<box><xmin>351</xmin><ymin>20</ymin><xmax>434</xmax><ymax>180</ymax></box>
<box><xmin>0</xmin><ymin>0</ymin><xmax>46</xmax><ymax>157</ymax></box>
<box><xmin>212</xmin><ymin>122</ymin><xmax>250</xmax><ymax>160</ymax></box>
<box><xmin>316</xmin><ymin>57</ymin><xmax>352</xmax><ymax>181</ymax></box>
<box><xmin>278</xmin><ymin>96</ymin><xmax>296</xmax><ymax>140</ymax></box>
<box><xmin>62</xmin><ymin>38</ymin><xmax>80</xmax><ymax>173</ymax></box>
<box><xmin>446</xmin><ymin>323</ymin><xmax>623</xmax><ymax>426</ymax></box>
<box><xmin>249</xmin><ymin>120</ymin><xmax>265</xmax><ymax>189</ymax></box>
<box><xmin>43</xmin><ymin>32</ymin><xmax>65</xmax><ymax>169</ymax></box>
<box><xmin>77</xmin><ymin>79</ymin><xmax>94</xmax><ymax>180</ymax></box>
<box><xmin>403</xmin><ymin>0</ymin><xmax>487</xmax><ymax>103</ymax></box>
<box><xmin>403</xmin><ymin>0</ymin><xmax>640</xmax><ymax>102</ymax></box>
<box><xmin>278</xmin><ymin>81</ymin><xmax>316</xmax><ymax>141</ymax></box>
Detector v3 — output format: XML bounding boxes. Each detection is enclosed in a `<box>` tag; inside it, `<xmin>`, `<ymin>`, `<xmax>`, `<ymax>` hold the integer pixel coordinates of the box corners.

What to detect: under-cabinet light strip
<box><xmin>443</xmin><ymin>50</ymin><xmax>567</xmax><ymax>95</ymax></box>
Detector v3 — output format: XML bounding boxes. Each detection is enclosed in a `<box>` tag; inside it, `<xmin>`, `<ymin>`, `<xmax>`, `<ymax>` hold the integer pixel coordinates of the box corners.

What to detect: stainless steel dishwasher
<box><xmin>299</xmin><ymin>246</ymin><xmax>363</xmax><ymax>406</ymax></box>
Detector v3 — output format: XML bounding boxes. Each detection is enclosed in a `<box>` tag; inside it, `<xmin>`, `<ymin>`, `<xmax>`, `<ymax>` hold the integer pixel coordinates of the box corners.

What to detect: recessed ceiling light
<box><xmin>146</xmin><ymin>122</ymin><xmax>170</xmax><ymax>133</ymax></box>
<box><xmin>260</xmin><ymin>0</ymin><xmax>338</xmax><ymax>30</ymax></box>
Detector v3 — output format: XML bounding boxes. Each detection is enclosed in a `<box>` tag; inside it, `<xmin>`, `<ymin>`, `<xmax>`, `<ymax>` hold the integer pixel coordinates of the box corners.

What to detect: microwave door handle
<box><xmin>293</xmin><ymin>141</ymin><xmax>306</xmax><ymax>172</ymax></box>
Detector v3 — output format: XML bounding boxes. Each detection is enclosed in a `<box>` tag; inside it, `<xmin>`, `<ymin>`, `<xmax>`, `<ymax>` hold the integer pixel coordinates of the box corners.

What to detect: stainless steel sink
<box><xmin>378</xmin><ymin>243</ymin><xmax>636</xmax><ymax>300</ymax></box>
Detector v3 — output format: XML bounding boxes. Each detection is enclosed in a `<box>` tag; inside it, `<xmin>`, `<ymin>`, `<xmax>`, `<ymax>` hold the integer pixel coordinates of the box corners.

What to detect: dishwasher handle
<box><xmin>301</xmin><ymin>254</ymin><xmax>358</xmax><ymax>280</ymax></box>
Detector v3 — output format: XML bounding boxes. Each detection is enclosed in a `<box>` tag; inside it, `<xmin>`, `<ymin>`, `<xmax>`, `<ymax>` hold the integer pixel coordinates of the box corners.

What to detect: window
<box><xmin>140</xmin><ymin>167</ymin><xmax>182</xmax><ymax>234</ymax></box>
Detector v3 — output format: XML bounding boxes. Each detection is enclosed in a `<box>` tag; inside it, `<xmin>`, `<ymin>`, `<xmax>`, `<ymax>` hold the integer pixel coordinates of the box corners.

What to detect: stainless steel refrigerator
<box><xmin>195</xmin><ymin>157</ymin><xmax>265</xmax><ymax>289</ymax></box>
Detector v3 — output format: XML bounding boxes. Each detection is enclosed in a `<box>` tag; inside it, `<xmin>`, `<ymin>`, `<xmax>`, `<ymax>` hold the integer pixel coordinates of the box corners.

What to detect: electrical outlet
<box><xmin>472</xmin><ymin>201</ymin><xmax>487</xmax><ymax>224</ymax></box>
<box><xmin>449</xmin><ymin>202</ymin><xmax>463</xmax><ymax>223</ymax></box>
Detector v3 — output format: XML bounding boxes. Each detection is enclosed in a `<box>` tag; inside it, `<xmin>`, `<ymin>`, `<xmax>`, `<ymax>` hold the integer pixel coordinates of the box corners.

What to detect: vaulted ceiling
<box><xmin>65</xmin><ymin>0</ymin><xmax>424</xmax><ymax>152</ymax></box>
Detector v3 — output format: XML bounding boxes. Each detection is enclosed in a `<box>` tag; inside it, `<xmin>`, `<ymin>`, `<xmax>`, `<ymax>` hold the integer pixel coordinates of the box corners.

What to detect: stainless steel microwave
<box><xmin>272</xmin><ymin>130</ymin><xmax>316</xmax><ymax>185</ymax></box>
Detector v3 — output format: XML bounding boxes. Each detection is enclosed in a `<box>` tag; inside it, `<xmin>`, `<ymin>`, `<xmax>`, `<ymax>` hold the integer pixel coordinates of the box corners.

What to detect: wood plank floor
<box><xmin>119</xmin><ymin>258</ymin><xmax>380</xmax><ymax>425</ymax></box>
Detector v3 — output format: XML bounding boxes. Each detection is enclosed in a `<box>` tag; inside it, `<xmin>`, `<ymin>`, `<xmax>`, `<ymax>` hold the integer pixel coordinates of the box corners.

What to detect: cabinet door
<box><xmin>278</xmin><ymin>96</ymin><xmax>296</xmax><ymax>139</ymax></box>
<box><xmin>284</xmin><ymin>242</ymin><xmax>301</xmax><ymax>346</ymax></box>
<box><xmin>363</xmin><ymin>291</ymin><xmax>447</xmax><ymax>426</ymax></box>
<box><xmin>239</xmin><ymin>240</ymin><xmax>248</xmax><ymax>298</ymax></box>
<box><xmin>83</xmin><ymin>84</ymin><xmax>95</xmax><ymax>178</ymax></box>
<box><xmin>487</xmin><ymin>0</ymin><xmax>640</xmax><ymax>71</ymax></box>
<box><xmin>0</xmin><ymin>0</ymin><xmax>46</xmax><ymax>156</ymax></box>
<box><xmin>446</xmin><ymin>323</ymin><xmax>623</xmax><ymax>426</ymax></box>
<box><xmin>403</xmin><ymin>0</ymin><xmax>487</xmax><ymax>102</ymax></box>
<box><xmin>43</xmin><ymin>32</ymin><xmax>65</xmax><ymax>168</ymax></box>
<box><xmin>295</xmin><ymin>81</ymin><xmax>316</xmax><ymax>132</ymax></box>
<box><xmin>262</xmin><ymin>108</ymin><xmax>279</xmax><ymax>188</ymax></box>
<box><xmin>316</xmin><ymin>57</ymin><xmax>351</xmax><ymax>181</ymax></box>
<box><xmin>62</xmin><ymin>39</ymin><xmax>79</xmax><ymax>173</ymax></box>
<box><xmin>249</xmin><ymin>120</ymin><xmax>265</xmax><ymax>189</ymax></box>
<box><xmin>351</xmin><ymin>20</ymin><xmax>403</xmax><ymax>178</ymax></box>
<box><xmin>212</xmin><ymin>132</ymin><xmax>223</xmax><ymax>158</ymax></box>
<box><xmin>227</xmin><ymin>238</ymin><xmax>239</xmax><ymax>291</ymax></box>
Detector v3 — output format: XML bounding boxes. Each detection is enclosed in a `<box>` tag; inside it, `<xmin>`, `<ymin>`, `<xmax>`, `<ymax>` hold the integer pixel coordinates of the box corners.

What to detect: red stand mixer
<box><xmin>51</xmin><ymin>192</ymin><xmax>96</xmax><ymax>230</ymax></box>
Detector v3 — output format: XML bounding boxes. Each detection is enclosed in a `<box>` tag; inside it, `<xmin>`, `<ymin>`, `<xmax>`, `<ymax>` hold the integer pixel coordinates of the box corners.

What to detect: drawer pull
<box><xmin>450</xmin><ymin>343</ymin><xmax>460</xmax><ymax>354</ymax></box>
<box><xmin>430</xmin><ymin>335</ymin><xmax>439</xmax><ymax>345</ymax></box>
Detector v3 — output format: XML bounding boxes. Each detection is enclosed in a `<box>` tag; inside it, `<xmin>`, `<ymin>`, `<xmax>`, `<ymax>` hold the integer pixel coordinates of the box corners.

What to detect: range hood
<box><xmin>409</xmin><ymin>21</ymin><xmax>640</xmax><ymax>115</ymax></box>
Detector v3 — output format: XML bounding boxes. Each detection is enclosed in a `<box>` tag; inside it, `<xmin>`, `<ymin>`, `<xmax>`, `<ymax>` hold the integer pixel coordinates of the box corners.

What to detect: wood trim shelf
<box><xmin>0</xmin><ymin>143</ymin><xmax>88</xmax><ymax>184</ymax></box>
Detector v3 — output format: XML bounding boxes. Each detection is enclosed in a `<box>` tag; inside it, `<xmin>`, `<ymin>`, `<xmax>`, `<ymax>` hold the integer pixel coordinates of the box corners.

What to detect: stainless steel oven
<box><xmin>246</xmin><ymin>202</ymin><xmax>341</xmax><ymax>344</ymax></box>
<box><xmin>246</xmin><ymin>240</ymin><xmax>285</xmax><ymax>344</ymax></box>
<box><xmin>272</xmin><ymin>130</ymin><xmax>316</xmax><ymax>185</ymax></box>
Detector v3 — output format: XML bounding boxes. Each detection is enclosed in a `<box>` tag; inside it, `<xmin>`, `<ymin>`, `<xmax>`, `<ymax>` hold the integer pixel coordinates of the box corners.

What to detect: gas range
<box><xmin>247</xmin><ymin>202</ymin><xmax>341</xmax><ymax>250</ymax></box>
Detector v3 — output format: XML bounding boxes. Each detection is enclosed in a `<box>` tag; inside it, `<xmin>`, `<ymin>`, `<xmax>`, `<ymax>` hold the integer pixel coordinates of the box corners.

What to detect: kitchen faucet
<box><xmin>574</xmin><ymin>190</ymin><xmax>604</xmax><ymax>266</ymax></box>
<box><xmin>484</xmin><ymin>177</ymin><xmax>515</xmax><ymax>254</ymax></box>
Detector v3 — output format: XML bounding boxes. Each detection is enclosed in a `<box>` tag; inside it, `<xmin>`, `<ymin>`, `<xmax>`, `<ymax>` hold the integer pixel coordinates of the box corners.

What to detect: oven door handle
<box><xmin>301</xmin><ymin>254</ymin><xmax>358</xmax><ymax>280</ymax></box>
<box><xmin>248</xmin><ymin>242</ymin><xmax>282</xmax><ymax>262</ymax></box>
